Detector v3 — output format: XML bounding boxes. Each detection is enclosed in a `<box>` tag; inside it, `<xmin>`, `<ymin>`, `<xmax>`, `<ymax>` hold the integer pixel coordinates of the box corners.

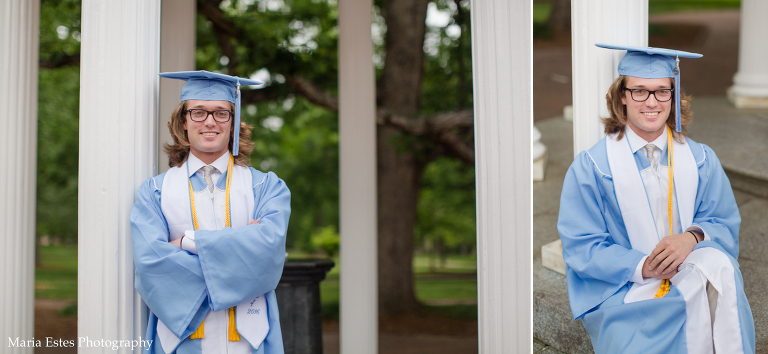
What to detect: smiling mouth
<box><xmin>201</xmin><ymin>132</ymin><xmax>219</xmax><ymax>136</ymax></box>
<box><xmin>642</xmin><ymin>112</ymin><xmax>660</xmax><ymax>117</ymax></box>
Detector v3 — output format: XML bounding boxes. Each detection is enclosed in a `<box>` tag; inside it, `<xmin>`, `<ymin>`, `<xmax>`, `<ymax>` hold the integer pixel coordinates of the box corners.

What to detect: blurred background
<box><xmin>35</xmin><ymin>0</ymin><xmax>478</xmax><ymax>353</ymax></box>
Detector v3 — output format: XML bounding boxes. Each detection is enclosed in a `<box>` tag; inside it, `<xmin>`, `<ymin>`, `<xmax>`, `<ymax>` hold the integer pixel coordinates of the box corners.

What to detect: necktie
<box><xmin>203</xmin><ymin>165</ymin><xmax>215</xmax><ymax>193</ymax></box>
<box><xmin>644</xmin><ymin>144</ymin><xmax>656</xmax><ymax>170</ymax></box>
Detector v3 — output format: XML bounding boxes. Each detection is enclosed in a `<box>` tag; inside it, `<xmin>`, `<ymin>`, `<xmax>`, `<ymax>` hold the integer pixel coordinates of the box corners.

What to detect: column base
<box><xmin>727</xmin><ymin>87</ymin><xmax>768</xmax><ymax>109</ymax></box>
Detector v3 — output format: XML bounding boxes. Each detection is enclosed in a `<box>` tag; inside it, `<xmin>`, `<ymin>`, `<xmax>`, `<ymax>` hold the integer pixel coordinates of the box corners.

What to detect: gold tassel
<box><xmin>655</xmin><ymin>279</ymin><xmax>671</xmax><ymax>298</ymax></box>
<box><xmin>190</xmin><ymin>321</ymin><xmax>205</xmax><ymax>339</ymax></box>
<box><xmin>228</xmin><ymin>307</ymin><xmax>241</xmax><ymax>341</ymax></box>
<box><xmin>654</xmin><ymin>126</ymin><xmax>675</xmax><ymax>300</ymax></box>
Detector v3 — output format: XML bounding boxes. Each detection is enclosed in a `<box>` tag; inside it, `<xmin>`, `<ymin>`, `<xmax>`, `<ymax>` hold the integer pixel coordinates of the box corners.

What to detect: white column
<box><xmin>338</xmin><ymin>1</ymin><xmax>378</xmax><ymax>354</ymax></box>
<box><xmin>728</xmin><ymin>0</ymin><xmax>768</xmax><ymax>108</ymax></box>
<box><xmin>0</xmin><ymin>1</ymin><xmax>39</xmax><ymax>352</ymax></box>
<box><xmin>159</xmin><ymin>0</ymin><xmax>196</xmax><ymax>173</ymax></box>
<box><xmin>470</xmin><ymin>0</ymin><xmax>531</xmax><ymax>352</ymax></box>
<box><xmin>571</xmin><ymin>0</ymin><xmax>648</xmax><ymax>156</ymax></box>
<box><xmin>78</xmin><ymin>1</ymin><xmax>160</xmax><ymax>352</ymax></box>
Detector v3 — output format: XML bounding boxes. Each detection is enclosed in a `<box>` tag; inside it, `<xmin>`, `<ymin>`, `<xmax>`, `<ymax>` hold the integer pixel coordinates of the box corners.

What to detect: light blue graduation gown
<box><xmin>557</xmin><ymin>136</ymin><xmax>755</xmax><ymax>353</ymax></box>
<box><xmin>130</xmin><ymin>167</ymin><xmax>290</xmax><ymax>354</ymax></box>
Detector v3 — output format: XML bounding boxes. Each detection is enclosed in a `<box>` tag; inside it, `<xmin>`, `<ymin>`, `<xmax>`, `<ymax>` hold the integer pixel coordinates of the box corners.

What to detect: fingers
<box><xmin>249</xmin><ymin>218</ymin><xmax>260</xmax><ymax>225</ymax></box>
<box><xmin>648</xmin><ymin>243</ymin><xmax>667</xmax><ymax>271</ymax></box>
<box><xmin>652</xmin><ymin>248</ymin><xmax>686</xmax><ymax>275</ymax></box>
<box><xmin>657</xmin><ymin>268</ymin><xmax>678</xmax><ymax>279</ymax></box>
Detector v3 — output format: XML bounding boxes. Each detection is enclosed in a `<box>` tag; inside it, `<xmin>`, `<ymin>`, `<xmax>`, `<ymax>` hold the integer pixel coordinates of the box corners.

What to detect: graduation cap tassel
<box><xmin>233</xmin><ymin>78</ymin><xmax>241</xmax><ymax>156</ymax></box>
<box><xmin>674</xmin><ymin>57</ymin><xmax>681</xmax><ymax>133</ymax></box>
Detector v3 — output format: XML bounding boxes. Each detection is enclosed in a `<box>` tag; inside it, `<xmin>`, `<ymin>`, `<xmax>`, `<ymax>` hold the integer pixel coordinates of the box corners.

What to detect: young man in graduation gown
<box><xmin>131</xmin><ymin>71</ymin><xmax>290</xmax><ymax>354</ymax></box>
<box><xmin>557</xmin><ymin>44</ymin><xmax>755</xmax><ymax>354</ymax></box>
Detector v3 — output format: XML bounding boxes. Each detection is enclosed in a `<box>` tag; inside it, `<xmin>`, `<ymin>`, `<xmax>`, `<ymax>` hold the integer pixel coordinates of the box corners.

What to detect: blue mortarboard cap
<box><xmin>159</xmin><ymin>70</ymin><xmax>263</xmax><ymax>156</ymax></box>
<box><xmin>595</xmin><ymin>44</ymin><xmax>702</xmax><ymax>132</ymax></box>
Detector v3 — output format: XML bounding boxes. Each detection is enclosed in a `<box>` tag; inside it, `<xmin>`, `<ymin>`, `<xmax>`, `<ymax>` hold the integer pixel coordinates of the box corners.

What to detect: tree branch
<box><xmin>240</xmin><ymin>86</ymin><xmax>282</xmax><ymax>106</ymax></box>
<box><xmin>378</xmin><ymin>108</ymin><xmax>475</xmax><ymax>163</ymax></box>
<box><xmin>198</xmin><ymin>0</ymin><xmax>239</xmax><ymax>70</ymax></box>
<box><xmin>40</xmin><ymin>53</ymin><xmax>80</xmax><ymax>68</ymax></box>
<box><xmin>286</xmin><ymin>75</ymin><xmax>338</xmax><ymax>112</ymax></box>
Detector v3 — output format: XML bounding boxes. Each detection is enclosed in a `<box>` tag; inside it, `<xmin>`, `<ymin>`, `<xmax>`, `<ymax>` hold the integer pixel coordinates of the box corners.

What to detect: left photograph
<box><xmin>2</xmin><ymin>0</ymin><xmax>532</xmax><ymax>353</ymax></box>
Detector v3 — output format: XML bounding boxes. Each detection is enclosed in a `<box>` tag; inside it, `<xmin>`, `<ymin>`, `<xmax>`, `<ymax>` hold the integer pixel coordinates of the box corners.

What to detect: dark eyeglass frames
<box><xmin>186</xmin><ymin>109</ymin><xmax>233</xmax><ymax>122</ymax></box>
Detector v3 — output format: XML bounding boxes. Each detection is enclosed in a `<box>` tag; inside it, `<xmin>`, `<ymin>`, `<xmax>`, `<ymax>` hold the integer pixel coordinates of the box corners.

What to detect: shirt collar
<box><xmin>625</xmin><ymin>125</ymin><xmax>667</xmax><ymax>154</ymax></box>
<box><xmin>186</xmin><ymin>151</ymin><xmax>231</xmax><ymax>177</ymax></box>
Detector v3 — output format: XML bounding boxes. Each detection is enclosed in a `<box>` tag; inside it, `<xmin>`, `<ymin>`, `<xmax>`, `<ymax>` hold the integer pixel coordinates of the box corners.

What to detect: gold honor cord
<box><xmin>187</xmin><ymin>154</ymin><xmax>241</xmax><ymax>341</ymax></box>
<box><xmin>654</xmin><ymin>125</ymin><xmax>675</xmax><ymax>299</ymax></box>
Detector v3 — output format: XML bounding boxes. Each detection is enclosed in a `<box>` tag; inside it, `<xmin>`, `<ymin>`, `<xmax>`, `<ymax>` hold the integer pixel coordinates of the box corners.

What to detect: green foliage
<box><xmin>195</xmin><ymin>0</ymin><xmax>342</xmax><ymax>251</ymax></box>
<box><xmin>421</xmin><ymin>0</ymin><xmax>473</xmax><ymax>114</ymax></box>
<box><xmin>648</xmin><ymin>0</ymin><xmax>741</xmax><ymax>14</ymax></box>
<box><xmin>196</xmin><ymin>0</ymin><xmax>339</xmax><ymax>93</ymax></box>
<box><xmin>310</xmin><ymin>225</ymin><xmax>340</xmax><ymax>258</ymax></box>
<box><xmin>245</xmin><ymin>97</ymin><xmax>340</xmax><ymax>251</ymax></box>
<box><xmin>58</xmin><ymin>303</ymin><xmax>78</xmax><ymax>317</ymax></box>
<box><xmin>37</xmin><ymin>0</ymin><xmax>82</xmax><ymax>243</ymax></box>
<box><xmin>37</xmin><ymin>67</ymin><xmax>80</xmax><ymax>242</ymax></box>
<box><xmin>36</xmin><ymin>0</ymin><xmax>478</xmax><ymax>261</ymax></box>
<box><xmin>39</xmin><ymin>0</ymin><xmax>81</xmax><ymax>65</ymax></box>
<box><xmin>416</xmin><ymin>157</ymin><xmax>476</xmax><ymax>256</ymax></box>
<box><xmin>417</xmin><ymin>1</ymin><xmax>476</xmax><ymax>258</ymax></box>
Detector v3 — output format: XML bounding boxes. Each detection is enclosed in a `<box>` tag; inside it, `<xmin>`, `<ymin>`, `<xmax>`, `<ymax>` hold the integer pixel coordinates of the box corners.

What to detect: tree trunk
<box><xmin>547</xmin><ymin>0</ymin><xmax>571</xmax><ymax>32</ymax></box>
<box><xmin>376</xmin><ymin>0</ymin><xmax>430</xmax><ymax>315</ymax></box>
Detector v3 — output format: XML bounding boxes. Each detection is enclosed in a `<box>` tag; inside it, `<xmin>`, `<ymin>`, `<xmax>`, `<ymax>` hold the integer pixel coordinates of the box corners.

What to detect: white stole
<box><xmin>606</xmin><ymin>129</ymin><xmax>698</xmax><ymax>303</ymax></box>
<box><xmin>156</xmin><ymin>159</ymin><xmax>269</xmax><ymax>353</ymax></box>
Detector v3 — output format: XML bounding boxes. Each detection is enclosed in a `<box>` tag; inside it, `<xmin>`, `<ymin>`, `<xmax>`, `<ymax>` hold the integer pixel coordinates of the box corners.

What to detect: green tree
<box><xmin>196</xmin><ymin>0</ymin><xmax>474</xmax><ymax>314</ymax></box>
<box><xmin>37</xmin><ymin>0</ymin><xmax>82</xmax><ymax>243</ymax></box>
<box><xmin>37</xmin><ymin>0</ymin><xmax>476</xmax><ymax>316</ymax></box>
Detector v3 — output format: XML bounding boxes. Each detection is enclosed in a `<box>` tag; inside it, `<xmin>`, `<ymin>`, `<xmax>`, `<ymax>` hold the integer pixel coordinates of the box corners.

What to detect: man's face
<box><xmin>622</xmin><ymin>76</ymin><xmax>673</xmax><ymax>142</ymax></box>
<box><xmin>184</xmin><ymin>100</ymin><xmax>232</xmax><ymax>162</ymax></box>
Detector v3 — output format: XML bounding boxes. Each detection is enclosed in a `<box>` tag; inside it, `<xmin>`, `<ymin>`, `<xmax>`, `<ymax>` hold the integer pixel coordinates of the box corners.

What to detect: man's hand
<box><xmin>169</xmin><ymin>220</ymin><xmax>259</xmax><ymax>250</ymax></box>
<box><xmin>646</xmin><ymin>232</ymin><xmax>701</xmax><ymax>277</ymax></box>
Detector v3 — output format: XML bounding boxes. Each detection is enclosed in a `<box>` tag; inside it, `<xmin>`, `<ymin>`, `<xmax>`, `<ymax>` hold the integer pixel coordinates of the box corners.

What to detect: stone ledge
<box><xmin>533</xmin><ymin>259</ymin><xmax>593</xmax><ymax>354</ymax></box>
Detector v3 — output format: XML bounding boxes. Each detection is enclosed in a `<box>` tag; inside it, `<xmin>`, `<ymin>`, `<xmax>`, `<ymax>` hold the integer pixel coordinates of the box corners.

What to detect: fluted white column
<box><xmin>0</xmin><ymin>1</ymin><xmax>39</xmax><ymax>352</ymax></box>
<box><xmin>338</xmin><ymin>1</ymin><xmax>378</xmax><ymax>353</ymax></box>
<box><xmin>78</xmin><ymin>1</ymin><xmax>161</xmax><ymax>352</ymax></box>
<box><xmin>471</xmin><ymin>0</ymin><xmax>531</xmax><ymax>352</ymax></box>
<box><xmin>728</xmin><ymin>0</ymin><xmax>768</xmax><ymax>108</ymax></box>
<box><xmin>158</xmin><ymin>0</ymin><xmax>196</xmax><ymax>173</ymax></box>
<box><xmin>571</xmin><ymin>0</ymin><xmax>648</xmax><ymax>156</ymax></box>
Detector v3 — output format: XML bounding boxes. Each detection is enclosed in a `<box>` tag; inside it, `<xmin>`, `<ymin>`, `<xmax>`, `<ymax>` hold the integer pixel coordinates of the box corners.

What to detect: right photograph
<box><xmin>533</xmin><ymin>1</ymin><xmax>768</xmax><ymax>353</ymax></box>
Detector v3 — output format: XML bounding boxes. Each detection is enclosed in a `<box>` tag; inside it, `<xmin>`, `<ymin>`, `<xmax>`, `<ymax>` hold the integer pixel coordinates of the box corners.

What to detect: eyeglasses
<box><xmin>186</xmin><ymin>109</ymin><xmax>233</xmax><ymax>122</ymax></box>
<box><xmin>624</xmin><ymin>88</ymin><xmax>674</xmax><ymax>102</ymax></box>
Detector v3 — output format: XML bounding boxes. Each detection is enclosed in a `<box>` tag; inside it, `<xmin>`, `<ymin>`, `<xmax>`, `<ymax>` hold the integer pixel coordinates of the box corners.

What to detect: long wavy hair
<box><xmin>601</xmin><ymin>75</ymin><xmax>693</xmax><ymax>143</ymax></box>
<box><xmin>164</xmin><ymin>101</ymin><xmax>255</xmax><ymax>167</ymax></box>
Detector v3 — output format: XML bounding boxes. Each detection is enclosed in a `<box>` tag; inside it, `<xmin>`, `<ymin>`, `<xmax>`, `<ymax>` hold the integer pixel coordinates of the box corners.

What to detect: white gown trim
<box><xmin>605</xmin><ymin>128</ymin><xmax>696</xmax><ymax>303</ymax></box>
<box><xmin>156</xmin><ymin>159</ymin><xmax>268</xmax><ymax>353</ymax></box>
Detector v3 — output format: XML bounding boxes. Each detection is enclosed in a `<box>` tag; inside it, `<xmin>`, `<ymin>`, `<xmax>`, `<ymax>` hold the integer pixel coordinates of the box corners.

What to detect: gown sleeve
<box><xmin>557</xmin><ymin>151</ymin><xmax>647</xmax><ymax>319</ymax></box>
<box><xmin>194</xmin><ymin>170</ymin><xmax>291</xmax><ymax>312</ymax></box>
<box><xmin>130</xmin><ymin>176</ymin><xmax>211</xmax><ymax>338</ymax></box>
<box><xmin>690</xmin><ymin>144</ymin><xmax>740</xmax><ymax>259</ymax></box>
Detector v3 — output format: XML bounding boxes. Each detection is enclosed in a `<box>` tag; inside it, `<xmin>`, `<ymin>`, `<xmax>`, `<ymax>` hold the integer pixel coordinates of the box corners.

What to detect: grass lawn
<box><xmin>35</xmin><ymin>244</ymin><xmax>77</xmax><ymax>300</ymax></box>
<box><xmin>35</xmin><ymin>246</ymin><xmax>477</xmax><ymax>320</ymax></box>
<box><xmin>313</xmin><ymin>253</ymin><xmax>478</xmax><ymax>320</ymax></box>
